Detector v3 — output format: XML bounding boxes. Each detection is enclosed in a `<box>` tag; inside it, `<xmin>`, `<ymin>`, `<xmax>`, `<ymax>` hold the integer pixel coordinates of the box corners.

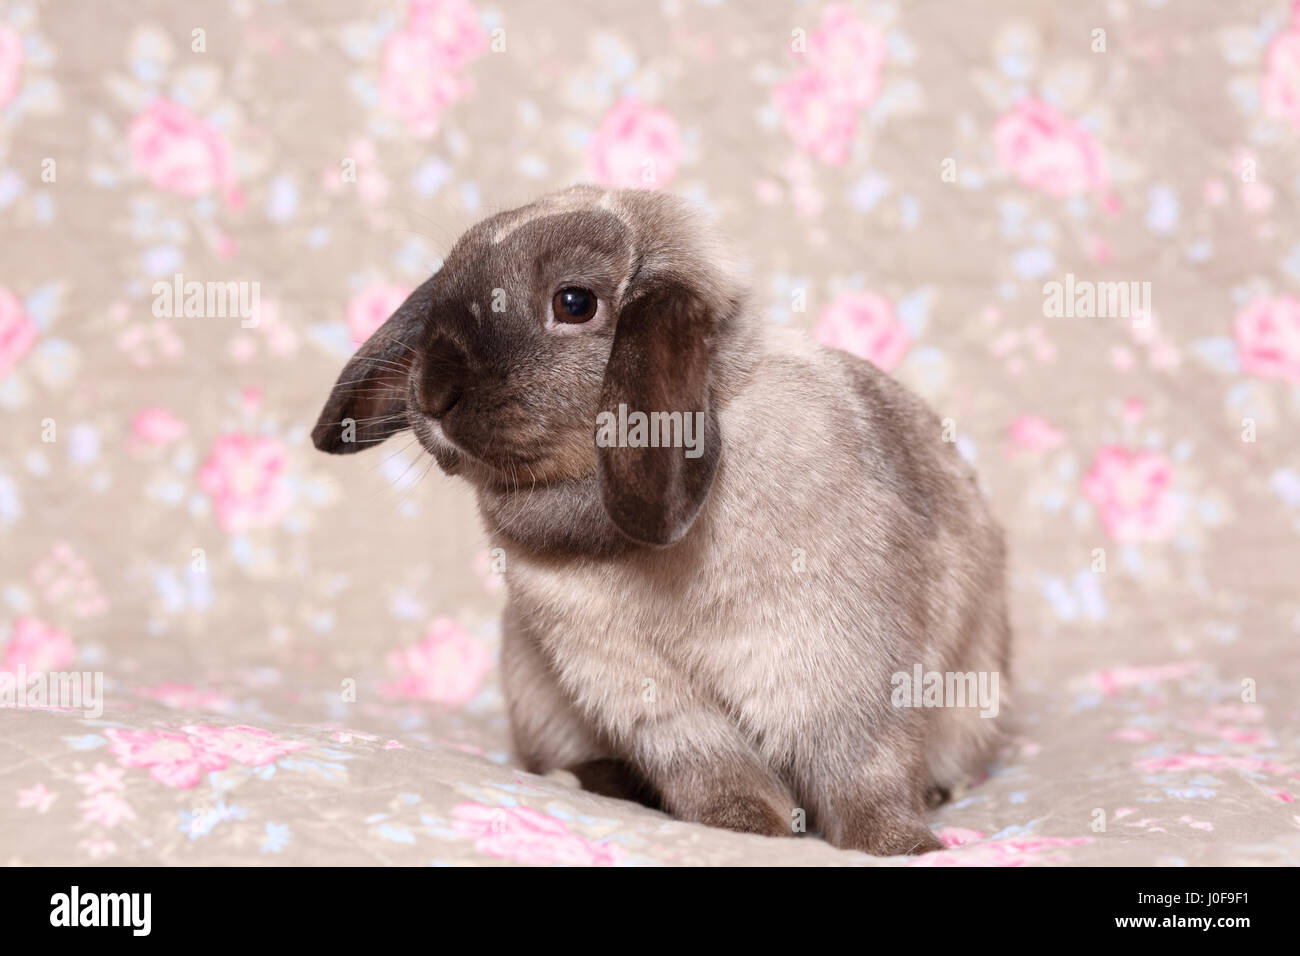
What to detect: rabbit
<box><xmin>312</xmin><ymin>185</ymin><xmax>1011</xmax><ymax>856</ymax></box>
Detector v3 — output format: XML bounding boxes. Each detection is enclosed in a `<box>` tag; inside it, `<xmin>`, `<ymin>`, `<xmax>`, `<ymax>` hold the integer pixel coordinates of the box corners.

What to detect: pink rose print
<box><xmin>1085</xmin><ymin>661</ymin><xmax>1202</xmax><ymax>696</ymax></box>
<box><xmin>935</xmin><ymin>826</ymin><xmax>986</xmax><ymax>848</ymax></box>
<box><xmin>0</xmin><ymin>286</ymin><xmax>37</xmax><ymax>379</ymax></box>
<box><xmin>451</xmin><ymin>803</ymin><xmax>624</xmax><ymax>866</ymax></box>
<box><xmin>994</xmin><ymin>98</ymin><xmax>1106</xmax><ymax>198</ymax></box>
<box><xmin>73</xmin><ymin>763</ymin><xmax>126</xmax><ymax>795</ymax></box>
<box><xmin>407</xmin><ymin>0</ymin><xmax>486</xmax><ymax>67</ymax></box>
<box><xmin>1006</xmin><ymin>415</ymin><xmax>1065</xmax><ymax>452</ymax></box>
<box><xmin>0</xmin><ymin>24</ymin><xmax>22</xmax><ymax>108</ymax></box>
<box><xmin>806</xmin><ymin>5</ymin><xmax>887</xmax><ymax>107</ymax></box>
<box><xmin>815</xmin><ymin>291</ymin><xmax>911</xmax><ymax>371</ymax></box>
<box><xmin>1233</xmin><ymin>295</ymin><xmax>1300</xmax><ymax>383</ymax></box>
<box><xmin>380</xmin><ymin>0</ymin><xmax>486</xmax><ymax>138</ymax></box>
<box><xmin>105</xmin><ymin>724</ymin><xmax>308</xmax><ymax>789</ymax></box>
<box><xmin>180</xmin><ymin>724</ymin><xmax>309</xmax><ymax>765</ymax></box>
<box><xmin>346</xmin><ymin>283</ymin><xmax>412</xmax><ymax>346</ymax></box>
<box><xmin>1134</xmin><ymin>753</ymin><xmax>1297</xmax><ymax>777</ymax></box>
<box><xmin>1262</xmin><ymin>12</ymin><xmax>1300</xmax><ymax>128</ymax></box>
<box><xmin>587</xmin><ymin>100</ymin><xmax>682</xmax><ymax>189</ymax></box>
<box><xmin>773</xmin><ymin>5</ymin><xmax>885</xmax><ymax>165</ymax></box>
<box><xmin>1081</xmin><ymin>446</ymin><xmax>1177</xmax><ymax>543</ymax></box>
<box><xmin>380</xmin><ymin>617</ymin><xmax>493</xmax><ymax>707</ymax></box>
<box><xmin>17</xmin><ymin>783</ymin><xmax>57</xmax><ymax>814</ymax></box>
<box><xmin>78</xmin><ymin>792</ymin><xmax>136</xmax><ymax>829</ymax></box>
<box><xmin>909</xmin><ymin>835</ymin><xmax>1092</xmax><ymax>868</ymax></box>
<box><xmin>772</xmin><ymin>69</ymin><xmax>859</xmax><ymax>166</ymax></box>
<box><xmin>1</xmin><ymin>617</ymin><xmax>75</xmax><ymax>675</ymax></box>
<box><xmin>198</xmin><ymin>433</ymin><xmax>291</xmax><ymax>534</ymax></box>
<box><xmin>31</xmin><ymin>543</ymin><xmax>107</xmax><ymax>618</ymax></box>
<box><xmin>104</xmin><ymin>728</ymin><xmax>229</xmax><ymax>788</ymax></box>
<box><xmin>131</xmin><ymin>406</ymin><xmax>187</xmax><ymax>445</ymax></box>
<box><xmin>129</xmin><ymin>99</ymin><xmax>239</xmax><ymax>203</ymax></box>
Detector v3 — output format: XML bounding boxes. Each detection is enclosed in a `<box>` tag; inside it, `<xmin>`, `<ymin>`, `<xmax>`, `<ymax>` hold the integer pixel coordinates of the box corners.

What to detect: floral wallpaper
<box><xmin>1</xmin><ymin>0</ymin><xmax>1299</xmax><ymax>866</ymax></box>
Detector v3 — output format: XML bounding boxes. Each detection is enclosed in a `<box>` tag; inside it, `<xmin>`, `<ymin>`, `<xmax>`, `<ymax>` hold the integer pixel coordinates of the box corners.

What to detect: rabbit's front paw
<box><xmin>831</xmin><ymin>817</ymin><xmax>944</xmax><ymax>856</ymax></box>
<box><xmin>822</xmin><ymin>800</ymin><xmax>944</xmax><ymax>856</ymax></box>
<box><xmin>694</xmin><ymin>791</ymin><xmax>793</xmax><ymax>838</ymax></box>
<box><xmin>843</xmin><ymin>822</ymin><xmax>944</xmax><ymax>856</ymax></box>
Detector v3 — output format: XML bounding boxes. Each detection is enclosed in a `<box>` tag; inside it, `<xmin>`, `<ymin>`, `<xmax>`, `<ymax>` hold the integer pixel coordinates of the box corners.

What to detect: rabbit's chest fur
<box><xmin>501</xmin><ymin>340</ymin><xmax>1000</xmax><ymax>762</ymax></box>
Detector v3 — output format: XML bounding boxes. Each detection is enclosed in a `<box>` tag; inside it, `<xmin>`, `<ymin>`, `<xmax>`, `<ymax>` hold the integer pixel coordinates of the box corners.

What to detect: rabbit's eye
<box><xmin>553</xmin><ymin>287</ymin><xmax>598</xmax><ymax>324</ymax></box>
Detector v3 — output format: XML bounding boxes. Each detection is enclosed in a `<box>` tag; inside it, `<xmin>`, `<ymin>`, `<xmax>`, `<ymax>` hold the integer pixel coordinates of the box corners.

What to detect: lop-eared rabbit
<box><xmin>313</xmin><ymin>185</ymin><xmax>1010</xmax><ymax>855</ymax></box>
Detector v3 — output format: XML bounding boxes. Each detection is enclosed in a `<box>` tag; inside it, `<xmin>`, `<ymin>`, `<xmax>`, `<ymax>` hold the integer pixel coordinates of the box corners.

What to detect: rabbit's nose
<box><xmin>422</xmin><ymin>380</ymin><xmax>462</xmax><ymax>419</ymax></box>
<box><xmin>418</xmin><ymin>339</ymin><xmax>467</xmax><ymax>419</ymax></box>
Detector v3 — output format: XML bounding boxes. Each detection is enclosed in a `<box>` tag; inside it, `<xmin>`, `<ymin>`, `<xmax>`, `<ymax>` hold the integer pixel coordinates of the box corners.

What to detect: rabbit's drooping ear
<box><xmin>311</xmin><ymin>277</ymin><xmax>435</xmax><ymax>455</ymax></box>
<box><xmin>596</xmin><ymin>278</ymin><xmax>722</xmax><ymax>546</ymax></box>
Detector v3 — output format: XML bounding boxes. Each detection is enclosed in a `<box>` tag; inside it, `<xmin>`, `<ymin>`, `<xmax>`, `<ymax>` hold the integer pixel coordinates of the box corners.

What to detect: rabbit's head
<box><xmin>312</xmin><ymin>186</ymin><xmax>752</xmax><ymax>549</ymax></box>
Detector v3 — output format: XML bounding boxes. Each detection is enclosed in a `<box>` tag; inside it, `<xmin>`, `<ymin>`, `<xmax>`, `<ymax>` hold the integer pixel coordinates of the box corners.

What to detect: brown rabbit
<box><xmin>313</xmin><ymin>185</ymin><xmax>1011</xmax><ymax>856</ymax></box>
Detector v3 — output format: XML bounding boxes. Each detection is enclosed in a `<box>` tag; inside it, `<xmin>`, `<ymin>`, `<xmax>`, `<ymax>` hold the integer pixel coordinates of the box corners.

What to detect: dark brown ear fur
<box><xmin>311</xmin><ymin>277</ymin><xmax>435</xmax><ymax>454</ymax></box>
<box><xmin>595</xmin><ymin>277</ymin><xmax>721</xmax><ymax>546</ymax></box>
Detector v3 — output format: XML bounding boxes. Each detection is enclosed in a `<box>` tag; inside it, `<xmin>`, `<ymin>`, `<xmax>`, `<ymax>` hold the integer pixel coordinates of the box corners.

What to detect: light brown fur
<box><xmin>314</xmin><ymin>186</ymin><xmax>1011</xmax><ymax>856</ymax></box>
